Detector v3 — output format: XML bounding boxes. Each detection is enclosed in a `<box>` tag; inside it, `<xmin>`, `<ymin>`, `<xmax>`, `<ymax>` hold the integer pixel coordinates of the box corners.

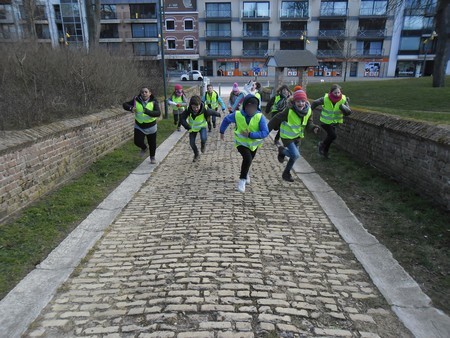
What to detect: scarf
<box><xmin>328</xmin><ymin>91</ymin><xmax>342</xmax><ymax>104</ymax></box>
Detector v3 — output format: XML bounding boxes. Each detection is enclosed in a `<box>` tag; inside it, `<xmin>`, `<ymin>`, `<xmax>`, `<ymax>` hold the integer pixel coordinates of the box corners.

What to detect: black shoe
<box><xmin>277</xmin><ymin>146</ymin><xmax>285</xmax><ymax>163</ymax></box>
<box><xmin>282</xmin><ymin>172</ymin><xmax>294</xmax><ymax>182</ymax></box>
<box><xmin>208</xmin><ymin>128</ymin><xmax>212</xmax><ymax>132</ymax></box>
<box><xmin>213</xmin><ymin>124</ymin><xmax>216</xmax><ymax>128</ymax></box>
<box><xmin>201</xmin><ymin>144</ymin><xmax>206</xmax><ymax>153</ymax></box>
<box><xmin>193</xmin><ymin>153</ymin><xmax>199</xmax><ymax>162</ymax></box>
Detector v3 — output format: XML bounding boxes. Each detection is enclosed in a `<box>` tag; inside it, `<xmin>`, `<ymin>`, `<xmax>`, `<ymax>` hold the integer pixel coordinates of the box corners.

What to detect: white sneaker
<box><xmin>246</xmin><ymin>174</ymin><xmax>251</xmax><ymax>184</ymax></box>
<box><xmin>237</xmin><ymin>179</ymin><xmax>246</xmax><ymax>193</ymax></box>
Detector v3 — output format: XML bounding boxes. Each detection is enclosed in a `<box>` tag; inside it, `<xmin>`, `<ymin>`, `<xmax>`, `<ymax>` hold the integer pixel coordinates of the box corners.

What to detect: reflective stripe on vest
<box><xmin>135</xmin><ymin>101</ymin><xmax>156</xmax><ymax>124</ymax></box>
<box><xmin>280</xmin><ymin>107</ymin><xmax>312</xmax><ymax>140</ymax></box>
<box><xmin>188</xmin><ymin>112</ymin><xmax>208</xmax><ymax>132</ymax></box>
<box><xmin>205</xmin><ymin>91</ymin><xmax>219</xmax><ymax>110</ymax></box>
<box><xmin>320</xmin><ymin>94</ymin><xmax>346</xmax><ymax>124</ymax></box>
<box><xmin>234</xmin><ymin>111</ymin><xmax>263</xmax><ymax>151</ymax></box>
<box><xmin>271</xmin><ymin>95</ymin><xmax>281</xmax><ymax>112</ymax></box>
<box><xmin>172</xmin><ymin>95</ymin><xmax>185</xmax><ymax>111</ymax></box>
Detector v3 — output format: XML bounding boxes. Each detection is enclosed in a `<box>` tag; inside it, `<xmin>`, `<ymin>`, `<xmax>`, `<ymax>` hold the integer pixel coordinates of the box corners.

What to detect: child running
<box><xmin>202</xmin><ymin>84</ymin><xmax>226</xmax><ymax>131</ymax></box>
<box><xmin>180</xmin><ymin>95</ymin><xmax>221</xmax><ymax>162</ymax></box>
<box><xmin>227</xmin><ymin>82</ymin><xmax>245</xmax><ymax>114</ymax></box>
<box><xmin>220</xmin><ymin>94</ymin><xmax>269</xmax><ymax>193</ymax></box>
<box><xmin>265</xmin><ymin>85</ymin><xmax>292</xmax><ymax>146</ymax></box>
<box><xmin>168</xmin><ymin>84</ymin><xmax>188</xmax><ymax>131</ymax></box>
<box><xmin>268</xmin><ymin>90</ymin><xmax>319</xmax><ymax>182</ymax></box>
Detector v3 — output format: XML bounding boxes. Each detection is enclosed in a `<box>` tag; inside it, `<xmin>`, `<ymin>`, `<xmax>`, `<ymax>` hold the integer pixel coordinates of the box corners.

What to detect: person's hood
<box><xmin>242</xmin><ymin>94</ymin><xmax>260</xmax><ymax>108</ymax></box>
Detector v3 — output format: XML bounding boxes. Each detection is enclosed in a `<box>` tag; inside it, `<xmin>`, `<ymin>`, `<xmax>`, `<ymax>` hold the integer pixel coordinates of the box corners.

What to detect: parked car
<box><xmin>180</xmin><ymin>70</ymin><xmax>203</xmax><ymax>81</ymax></box>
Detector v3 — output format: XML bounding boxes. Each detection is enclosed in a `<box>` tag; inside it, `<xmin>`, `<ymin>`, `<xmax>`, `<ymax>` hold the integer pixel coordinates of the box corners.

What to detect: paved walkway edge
<box><xmin>0</xmin><ymin>130</ymin><xmax>187</xmax><ymax>338</ymax></box>
<box><xmin>293</xmin><ymin>154</ymin><xmax>450</xmax><ymax>338</ymax></box>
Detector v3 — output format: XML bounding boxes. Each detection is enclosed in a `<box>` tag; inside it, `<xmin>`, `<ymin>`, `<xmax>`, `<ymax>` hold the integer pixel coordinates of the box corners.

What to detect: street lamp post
<box><xmin>158</xmin><ymin>0</ymin><xmax>169</xmax><ymax>119</ymax></box>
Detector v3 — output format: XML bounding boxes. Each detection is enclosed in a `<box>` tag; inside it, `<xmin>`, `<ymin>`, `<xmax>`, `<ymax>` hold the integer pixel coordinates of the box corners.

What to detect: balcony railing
<box><xmin>242</xmin><ymin>49</ymin><xmax>268</xmax><ymax>57</ymax></box>
<box><xmin>317</xmin><ymin>49</ymin><xmax>344</xmax><ymax>57</ymax></box>
<box><xmin>280</xmin><ymin>30</ymin><xmax>305</xmax><ymax>38</ymax></box>
<box><xmin>205</xmin><ymin>10</ymin><xmax>232</xmax><ymax>19</ymax></box>
<box><xmin>279</xmin><ymin>9</ymin><xmax>308</xmax><ymax>19</ymax></box>
<box><xmin>242</xmin><ymin>30</ymin><xmax>269</xmax><ymax>38</ymax></box>
<box><xmin>355</xmin><ymin>49</ymin><xmax>383</xmax><ymax>57</ymax></box>
<box><xmin>357</xmin><ymin>29</ymin><xmax>385</xmax><ymax>38</ymax></box>
<box><xmin>205</xmin><ymin>30</ymin><xmax>232</xmax><ymax>38</ymax></box>
<box><xmin>101</xmin><ymin>13</ymin><xmax>118</xmax><ymax>20</ymax></box>
<box><xmin>320</xmin><ymin>8</ymin><xmax>348</xmax><ymax>16</ymax></box>
<box><xmin>318</xmin><ymin>29</ymin><xmax>346</xmax><ymax>38</ymax></box>
<box><xmin>205</xmin><ymin>49</ymin><xmax>232</xmax><ymax>56</ymax></box>
<box><xmin>242</xmin><ymin>10</ymin><xmax>270</xmax><ymax>19</ymax></box>
<box><xmin>359</xmin><ymin>8</ymin><xmax>387</xmax><ymax>16</ymax></box>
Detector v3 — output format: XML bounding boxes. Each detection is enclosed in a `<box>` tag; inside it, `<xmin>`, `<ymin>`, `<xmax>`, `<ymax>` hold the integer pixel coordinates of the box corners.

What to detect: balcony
<box><xmin>317</xmin><ymin>49</ymin><xmax>344</xmax><ymax>58</ymax></box>
<box><xmin>355</xmin><ymin>49</ymin><xmax>384</xmax><ymax>57</ymax></box>
<box><xmin>318</xmin><ymin>29</ymin><xmax>346</xmax><ymax>38</ymax></box>
<box><xmin>205</xmin><ymin>49</ymin><xmax>232</xmax><ymax>57</ymax></box>
<box><xmin>242</xmin><ymin>10</ymin><xmax>270</xmax><ymax>20</ymax></box>
<box><xmin>242</xmin><ymin>49</ymin><xmax>268</xmax><ymax>57</ymax></box>
<box><xmin>242</xmin><ymin>30</ymin><xmax>269</xmax><ymax>38</ymax></box>
<box><xmin>205</xmin><ymin>10</ymin><xmax>232</xmax><ymax>20</ymax></box>
<box><xmin>205</xmin><ymin>30</ymin><xmax>232</xmax><ymax>38</ymax></box>
<box><xmin>320</xmin><ymin>8</ymin><xmax>348</xmax><ymax>17</ymax></box>
<box><xmin>279</xmin><ymin>9</ymin><xmax>308</xmax><ymax>20</ymax></box>
<box><xmin>357</xmin><ymin>29</ymin><xmax>386</xmax><ymax>38</ymax></box>
<box><xmin>101</xmin><ymin>13</ymin><xmax>118</xmax><ymax>20</ymax></box>
<box><xmin>359</xmin><ymin>8</ymin><xmax>387</xmax><ymax>16</ymax></box>
<box><xmin>280</xmin><ymin>30</ymin><xmax>305</xmax><ymax>39</ymax></box>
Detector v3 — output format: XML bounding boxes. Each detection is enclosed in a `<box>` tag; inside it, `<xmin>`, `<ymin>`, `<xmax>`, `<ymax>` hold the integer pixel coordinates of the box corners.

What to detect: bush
<box><xmin>0</xmin><ymin>43</ymin><xmax>163</xmax><ymax>130</ymax></box>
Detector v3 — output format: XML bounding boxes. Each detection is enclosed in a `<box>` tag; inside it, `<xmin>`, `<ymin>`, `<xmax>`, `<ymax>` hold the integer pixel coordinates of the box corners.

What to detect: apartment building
<box><xmin>1</xmin><ymin>0</ymin><xmax>447</xmax><ymax>79</ymax></box>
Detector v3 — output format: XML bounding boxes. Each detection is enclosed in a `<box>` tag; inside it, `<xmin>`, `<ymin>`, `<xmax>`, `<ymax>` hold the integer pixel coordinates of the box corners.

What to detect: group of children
<box><xmin>123</xmin><ymin>81</ymin><xmax>351</xmax><ymax>193</ymax></box>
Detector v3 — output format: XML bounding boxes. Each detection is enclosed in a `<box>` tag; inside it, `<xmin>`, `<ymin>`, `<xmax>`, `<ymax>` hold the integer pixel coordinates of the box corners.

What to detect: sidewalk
<box><xmin>2</xmin><ymin>125</ymin><xmax>449</xmax><ymax>337</ymax></box>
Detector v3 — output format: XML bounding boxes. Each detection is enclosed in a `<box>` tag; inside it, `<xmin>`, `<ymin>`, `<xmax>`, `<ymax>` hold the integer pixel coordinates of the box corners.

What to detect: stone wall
<box><xmin>0</xmin><ymin>109</ymin><xmax>134</xmax><ymax>221</ymax></box>
<box><xmin>333</xmin><ymin>111</ymin><xmax>450</xmax><ymax>210</ymax></box>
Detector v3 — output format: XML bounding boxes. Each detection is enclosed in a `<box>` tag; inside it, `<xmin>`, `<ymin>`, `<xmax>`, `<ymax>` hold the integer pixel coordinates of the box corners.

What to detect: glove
<box><xmin>177</xmin><ymin>103</ymin><xmax>181</xmax><ymax>108</ymax></box>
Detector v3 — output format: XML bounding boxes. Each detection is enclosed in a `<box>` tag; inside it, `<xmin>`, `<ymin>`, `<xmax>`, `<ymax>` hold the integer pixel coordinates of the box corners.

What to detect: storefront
<box><xmin>214</xmin><ymin>59</ymin><xmax>268</xmax><ymax>77</ymax></box>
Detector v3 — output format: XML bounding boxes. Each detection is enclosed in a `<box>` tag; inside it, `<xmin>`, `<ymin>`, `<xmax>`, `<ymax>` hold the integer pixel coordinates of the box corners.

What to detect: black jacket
<box><xmin>123</xmin><ymin>94</ymin><xmax>161</xmax><ymax>129</ymax></box>
<box><xmin>180</xmin><ymin>102</ymin><xmax>221</xmax><ymax>131</ymax></box>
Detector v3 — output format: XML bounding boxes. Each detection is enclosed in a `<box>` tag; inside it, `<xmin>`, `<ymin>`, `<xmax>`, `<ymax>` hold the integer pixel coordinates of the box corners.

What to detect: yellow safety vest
<box><xmin>172</xmin><ymin>95</ymin><xmax>185</xmax><ymax>112</ymax></box>
<box><xmin>320</xmin><ymin>94</ymin><xmax>347</xmax><ymax>124</ymax></box>
<box><xmin>205</xmin><ymin>91</ymin><xmax>219</xmax><ymax>110</ymax></box>
<box><xmin>234</xmin><ymin>111</ymin><xmax>263</xmax><ymax>151</ymax></box>
<box><xmin>270</xmin><ymin>95</ymin><xmax>281</xmax><ymax>113</ymax></box>
<box><xmin>188</xmin><ymin>112</ymin><xmax>208</xmax><ymax>132</ymax></box>
<box><xmin>280</xmin><ymin>107</ymin><xmax>312</xmax><ymax>140</ymax></box>
<box><xmin>135</xmin><ymin>101</ymin><xmax>156</xmax><ymax>124</ymax></box>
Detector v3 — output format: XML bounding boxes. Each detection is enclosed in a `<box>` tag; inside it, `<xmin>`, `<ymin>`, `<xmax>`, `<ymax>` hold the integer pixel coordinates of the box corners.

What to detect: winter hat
<box><xmin>245</xmin><ymin>96</ymin><xmax>259</xmax><ymax>107</ymax></box>
<box><xmin>294</xmin><ymin>85</ymin><xmax>303</xmax><ymax>92</ymax></box>
<box><xmin>174</xmin><ymin>84</ymin><xmax>183</xmax><ymax>91</ymax></box>
<box><xmin>293</xmin><ymin>90</ymin><xmax>307</xmax><ymax>102</ymax></box>
<box><xmin>232</xmin><ymin>82</ymin><xmax>239</xmax><ymax>93</ymax></box>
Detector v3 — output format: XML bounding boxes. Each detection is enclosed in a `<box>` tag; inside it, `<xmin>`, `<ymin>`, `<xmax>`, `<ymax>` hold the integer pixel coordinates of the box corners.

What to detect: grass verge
<box><xmin>300</xmin><ymin>131</ymin><xmax>450</xmax><ymax>314</ymax></box>
<box><xmin>0</xmin><ymin>118</ymin><xmax>174</xmax><ymax>300</ymax></box>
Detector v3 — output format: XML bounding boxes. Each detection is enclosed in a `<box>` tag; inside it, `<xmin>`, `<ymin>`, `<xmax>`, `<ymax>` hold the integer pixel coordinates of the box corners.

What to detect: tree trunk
<box><xmin>85</xmin><ymin>0</ymin><xmax>101</xmax><ymax>49</ymax></box>
<box><xmin>432</xmin><ymin>0</ymin><xmax>449</xmax><ymax>87</ymax></box>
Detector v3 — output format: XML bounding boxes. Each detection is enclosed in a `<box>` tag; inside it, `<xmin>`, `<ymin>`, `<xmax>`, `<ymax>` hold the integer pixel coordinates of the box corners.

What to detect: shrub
<box><xmin>0</xmin><ymin>43</ymin><xmax>162</xmax><ymax>130</ymax></box>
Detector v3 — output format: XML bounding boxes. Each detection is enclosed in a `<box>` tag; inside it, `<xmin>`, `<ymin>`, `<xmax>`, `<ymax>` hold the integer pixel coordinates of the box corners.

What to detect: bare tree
<box><xmin>21</xmin><ymin>0</ymin><xmax>37</xmax><ymax>39</ymax></box>
<box><xmin>388</xmin><ymin>0</ymin><xmax>449</xmax><ymax>87</ymax></box>
<box><xmin>85</xmin><ymin>0</ymin><xmax>101</xmax><ymax>49</ymax></box>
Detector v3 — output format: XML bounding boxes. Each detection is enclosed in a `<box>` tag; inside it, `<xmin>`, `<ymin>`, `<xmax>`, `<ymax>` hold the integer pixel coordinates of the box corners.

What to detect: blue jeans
<box><xmin>189</xmin><ymin>128</ymin><xmax>207</xmax><ymax>155</ymax></box>
<box><xmin>281</xmin><ymin>141</ymin><xmax>300</xmax><ymax>174</ymax></box>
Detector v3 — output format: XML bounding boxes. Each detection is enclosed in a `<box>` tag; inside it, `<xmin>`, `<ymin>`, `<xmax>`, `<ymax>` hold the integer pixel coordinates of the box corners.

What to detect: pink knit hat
<box><xmin>293</xmin><ymin>90</ymin><xmax>307</xmax><ymax>102</ymax></box>
<box><xmin>174</xmin><ymin>84</ymin><xmax>183</xmax><ymax>91</ymax></box>
<box><xmin>232</xmin><ymin>82</ymin><xmax>239</xmax><ymax>93</ymax></box>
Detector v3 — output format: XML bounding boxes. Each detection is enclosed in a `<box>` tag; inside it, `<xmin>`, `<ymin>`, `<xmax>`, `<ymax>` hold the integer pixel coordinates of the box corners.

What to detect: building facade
<box><xmin>1</xmin><ymin>0</ymin><xmax>448</xmax><ymax>78</ymax></box>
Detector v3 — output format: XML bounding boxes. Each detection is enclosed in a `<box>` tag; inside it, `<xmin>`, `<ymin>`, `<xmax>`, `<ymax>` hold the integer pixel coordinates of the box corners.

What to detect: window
<box><xmin>101</xmin><ymin>5</ymin><xmax>117</xmax><ymax>19</ymax></box>
<box><xmin>130</xmin><ymin>4</ymin><xmax>156</xmax><ymax>19</ymax></box>
<box><xmin>360</xmin><ymin>1</ymin><xmax>387</xmax><ymax>15</ymax></box>
<box><xmin>320</xmin><ymin>1</ymin><xmax>348</xmax><ymax>16</ymax></box>
<box><xmin>133</xmin><ymin>42</ymin><xmax>159</xmax><ymax>56</ymax></box>
<box><xmin>0</xmin><ymin>24</ymin><xmax>16</xmax><ymax>39</ymax></box>
<box><xmin>100</xmin><ymin>24</ymin><xmax>119</xmax><ymax>38</ymax></box>
<box><xmin>243</xmin><ymin>22</ymin><xmax>269</xmax><ymax>37</ymax></box>
<box><xmin>403</xmin><ymin>16</ymin><xmax>426</xmax><ymax>30</ymax></box>
<box><xmin>243</xmin><ymin>2</ymin><xmax>270</xmax><ymax>18</ymax></box>
<box><xmin>167</xmin><ymin>38</ymin><xmax>176</xmax><ymax>49</ymax></box>
<box><xmin>132</xmin><ymin>23</ymin><xmax>157</xmax><ymax>38</ymax></box>
<box><xmin>280</xmin><ymin>1</ymin><xmax>308</xmax><ymax>18</ymax></box>
<box><xmin>207</xmin><ymin>41</ymin><xmax>231</xmax><ymax>55</ymax></box>
<box><xmin>54</xmin><ymin>1</ymin><xmax>84</xmax><ymax>46</ymax></box>
<box><xmin>185</xmin><ymin>38</ymin><xmax>194</xmax><ymax>49</ymax></box>
<box><xmin>206</xmin><ymin>22</ymin><xmax>231</xmax><ymax>37</ymax></box>
<box><xmin>35</xmin><ymin>24</ymin><xmax>50</xmax><ymax>39</ymax></box>
<box><xmin>184</xmin><ymin>19</ymin><xmax>193</xmax><ymax>30</ymax></box>
<box><xmin>399</xmin><ymin>36</ymin><xmax>420</xmax><ymax>50</ymax></box>
<box><xmin>357</xmin><ymin>40</ymin><xmax>383</xmax><ymax>55</ymax></box>
<box><xmin>205</xmin><ymin>3</ymin><xmax>231</xmax><ymax>18</ymax></box>
<box><xmin>166</xmin><ymin>19</ymin><xmax>175</xmax><ymax>30</ymax></box>
<box><xmin>0</xmin><ymin>5</ymin><xmax>13</xmax><ymax>20</ymax></box>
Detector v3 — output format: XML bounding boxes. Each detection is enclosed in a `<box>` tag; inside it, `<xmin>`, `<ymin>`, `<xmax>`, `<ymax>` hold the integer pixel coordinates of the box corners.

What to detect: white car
<box><xmin>180</xmin><ymin>70</ymin><xmax>203</xmax><ymax>81</ymax></box>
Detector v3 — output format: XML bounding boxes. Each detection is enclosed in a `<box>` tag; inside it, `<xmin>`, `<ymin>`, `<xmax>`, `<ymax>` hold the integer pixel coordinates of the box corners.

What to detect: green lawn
<box><xmin>303</xmin><ymin>76</ymin><xmax>450</xmax><ymax>124</ymax></box>
<box><xmin>0</xmin><ymin>118</ymin><xmax>174</xmax><ymax>299</ymax></box>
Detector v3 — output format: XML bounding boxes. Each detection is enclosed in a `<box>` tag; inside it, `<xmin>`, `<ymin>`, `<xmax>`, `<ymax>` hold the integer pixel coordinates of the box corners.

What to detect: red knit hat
<box><xmin>174</xmin><ymin>84</ymin><xmax>183</xmax><ymax>91</ymax></box>
<box><xmin>294</xmin><ymin>85</ymin><xmax>303</xmax><ymax>92</ymax></box>
<box><xmin>293</xmin><ymin>90</ymin><xmax>307</xmax><ymax>102</ymax></box>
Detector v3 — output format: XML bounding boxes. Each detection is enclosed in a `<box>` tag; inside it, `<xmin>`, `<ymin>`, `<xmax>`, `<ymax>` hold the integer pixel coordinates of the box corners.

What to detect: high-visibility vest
<box><xmin>172</xmin><ymin>95</ymin><xmax>185</xmax><ymax>111</ymax></box>
<box><xmin>205</xmin><ymin>91</ymin><xmax>219</xmax><ymax>110</ymax></box>
<box><xmin>270</xmin><ymin>95</ymin><xmax>281</xmax><ymax>113</ymax></box>
<box><xmin>188</xmin><ymin>111</ymin><xmax>208</xmax><ymax>132</ymax></box>
<box><xmin>234</xmin><ymin>111</ymin><xmax>263</xmax><ymax>151</ymax></box>
<box><xmin>320</xmin><ymin>93</ymin><xmax>347</xmax><ymax>124</ymax></box>
<box><xmin>280</xmin><ymin>107</ymin><xmax>312</xmax><ymax>140</ymax></box>
<box><xmin>135</xmin><ymin>101</ymin><xmax>156</xmax><ymax>124</ymax></box>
